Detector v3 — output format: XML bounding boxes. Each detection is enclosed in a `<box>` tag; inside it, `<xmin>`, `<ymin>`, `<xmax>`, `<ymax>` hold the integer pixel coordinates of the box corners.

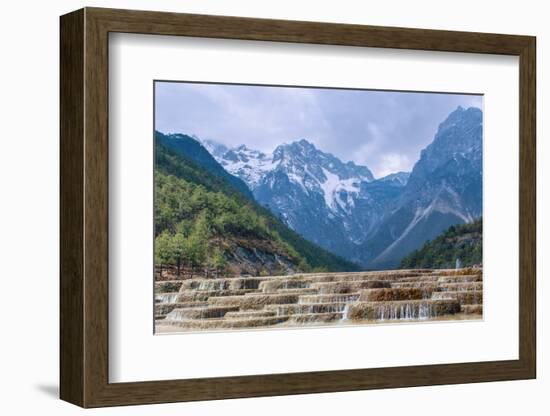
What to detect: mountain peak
<box><xmin>411</xmin><ymin>106</ymin><xmax>482</xmax><ymax>184</ymax></box>
<box><xmin>278</xmin><ymin>139</ymin><xmax>316</xmax><ymax>154</ymax></box>
<box><xmin>438</xmin><ymin>106</ymin><xmax>481</xmax><ymax>132</ymax></box>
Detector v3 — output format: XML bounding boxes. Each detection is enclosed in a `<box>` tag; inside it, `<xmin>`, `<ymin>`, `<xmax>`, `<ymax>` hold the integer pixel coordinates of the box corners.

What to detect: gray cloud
<box><xmin>155</xmin><ymin>81</ymin><xmax>482</xmax><ymax>178</ymax></box>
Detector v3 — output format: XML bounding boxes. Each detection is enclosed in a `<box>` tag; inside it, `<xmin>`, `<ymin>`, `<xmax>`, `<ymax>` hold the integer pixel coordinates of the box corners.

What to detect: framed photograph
<box><xmin>60</xmin><ymin>7</ymin><xmax>536</xmax><ymax>408</ymax></box>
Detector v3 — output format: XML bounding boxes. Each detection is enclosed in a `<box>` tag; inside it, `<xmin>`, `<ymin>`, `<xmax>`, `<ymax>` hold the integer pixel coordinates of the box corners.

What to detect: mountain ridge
<box><xmin>163</xmin><ymin>105</ymin><xmax>482</xmax><ymax>269</ymax></box>
<box><xmin>208</xmin><ymin>137</ymin><xmax>392</xmax><ymax>259</ymax></box>
<box><xmin>363</xmin><ymin>106</ymin><xmax>482</xmax><ymax>268</ymax></box>
<box><xmin>156</xmin><ymin>131</ymin><xmax>254</xmax><ymax>200</ymax></box>
<box><xmin>154</xmin><ymin>134</ymin><xmax>360</xmax><ymax>274</ymax></box>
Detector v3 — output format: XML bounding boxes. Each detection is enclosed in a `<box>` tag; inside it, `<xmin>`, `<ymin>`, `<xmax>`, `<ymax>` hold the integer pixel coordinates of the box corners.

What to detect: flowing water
<box><xmin>155</xmin><ymin>268</ymin><xmax>483</xmax><ymax>332</ymax></box>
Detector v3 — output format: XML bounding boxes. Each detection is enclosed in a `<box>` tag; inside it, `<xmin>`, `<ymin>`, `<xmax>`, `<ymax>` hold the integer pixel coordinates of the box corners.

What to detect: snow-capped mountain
<box><xmin>216</xmin><ymin>139</ymin><xmax>376</xmax><ymax>212</ymax></box>
<box><xmin>217</xmin><ymin>145</ymin><xmax>277</xmax><ymax>190</ymax></box>
<box><xmin>192</xmin><ymin>105</ymin><xmax>482</xmax><ymax>268</ymax></box>
<box><xmin>204</xmin><ymin>138</ymin><xmax>401</xmax><ymax>261</ymax></box>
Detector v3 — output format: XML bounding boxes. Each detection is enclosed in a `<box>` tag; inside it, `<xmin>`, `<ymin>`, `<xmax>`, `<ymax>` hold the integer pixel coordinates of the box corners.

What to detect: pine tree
<box><xmin>211</xmin><ymin>247</ymin><xmax>227</xmax><ymax>277</ymax></box>
<box><xmin>171</xmin><ymin>233</ymin><xmax>187</xmax><ymax>277</ymax></box>
<box><xmin>155</xmin><ymin>231</ymin><xmax>175</xmax><ymax>277</ymax></box>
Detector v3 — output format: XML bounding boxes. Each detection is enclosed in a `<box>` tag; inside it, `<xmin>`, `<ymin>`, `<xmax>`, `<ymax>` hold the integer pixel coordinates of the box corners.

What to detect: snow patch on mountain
<box><xmin>205</xmin><ymin>138</ymin><xmax>376</xmax><ymax>214</ymax></box>
<box><xmin>319</xmin><ymin>168</ymin><xmax>360</xmax><ymax>212</ymax></box>
<box><xmin>217</xmin><ymin>145</ymin><xmax>278</xmax><ymax>188</ymax></box>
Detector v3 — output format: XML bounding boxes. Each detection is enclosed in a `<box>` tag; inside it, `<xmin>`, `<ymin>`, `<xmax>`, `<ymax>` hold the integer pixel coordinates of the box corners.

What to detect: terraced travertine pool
<box><xmin>154</xmin><ymin>268</ymin><xmax>483</xmax><ymax>333</ymax></box>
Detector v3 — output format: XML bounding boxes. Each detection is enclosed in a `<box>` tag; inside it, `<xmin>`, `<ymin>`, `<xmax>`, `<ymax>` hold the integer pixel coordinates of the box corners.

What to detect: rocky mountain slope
<box><xmin>362</xmin><ymin>106</ymin><xmax>482</xmax><ymax>268</ymax></box>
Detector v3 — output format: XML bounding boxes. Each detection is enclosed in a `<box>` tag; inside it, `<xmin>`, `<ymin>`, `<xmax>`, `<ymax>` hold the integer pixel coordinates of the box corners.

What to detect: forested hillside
<box><xmin>399</xmin><ymin>219</ymin><xmax>482</xmax><ymax>269</ymax></box>
<box><xmin>156</xmin><ymin>131</ymin><xmax>253</xmax><ymax>199</ymax></box>
<box><xmin>154</xmin><ymin>137</ymin><xmax>359</xmax><ymax>278</ymax></box>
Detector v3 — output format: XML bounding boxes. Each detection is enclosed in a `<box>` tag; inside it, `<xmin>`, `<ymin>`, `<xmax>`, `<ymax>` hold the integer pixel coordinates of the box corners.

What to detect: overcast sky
<box><xmin>155</xmin><ymin>81</ymin><xmax>482</xmax><ymax>178</ymax></box>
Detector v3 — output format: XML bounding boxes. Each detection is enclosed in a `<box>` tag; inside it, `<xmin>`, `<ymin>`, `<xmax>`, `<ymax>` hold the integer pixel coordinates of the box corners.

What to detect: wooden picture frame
<box><xmin>60</xmin><ymin>7</ymin><xmax>536</xmax><ymax>408</ymax></box>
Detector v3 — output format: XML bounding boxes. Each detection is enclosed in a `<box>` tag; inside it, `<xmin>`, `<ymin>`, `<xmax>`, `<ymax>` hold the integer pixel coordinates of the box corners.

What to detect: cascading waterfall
<box><xmin>298</xmin><ymin>294</ymin><xmax>360</xmax><ymax>304</ymax></box>
<box><xmin>340</xmin><ymin>304</ymin><xmax>350</xmax><ymax>321</ymax></box>
<box><xmin>155</xmin><ymin>293</ymin><xmax>179</xmax><ymax>304</ymax></box>
<box><xmin>373</xmin><ymin>302</ymin><xmax>434</xmax><ymax>321</ymax></box>
<box><xmin>272</xmin><ymin>302</ymin><xmax>348</xmax><ymax>316</ymax></box>
<box><xmin>197</xmin><ymin>280</ymin><xmax>228</xmax><ymax>291</ymax></box>
<box><xmin>418</xmin><ymin>302</ymin><xmax>431</xmax><ymax>320</ymax></box>
<box><xmin>156</xmin><ymin>269</ymin><xmax>482</xmax><ymax>330</ymax></box>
